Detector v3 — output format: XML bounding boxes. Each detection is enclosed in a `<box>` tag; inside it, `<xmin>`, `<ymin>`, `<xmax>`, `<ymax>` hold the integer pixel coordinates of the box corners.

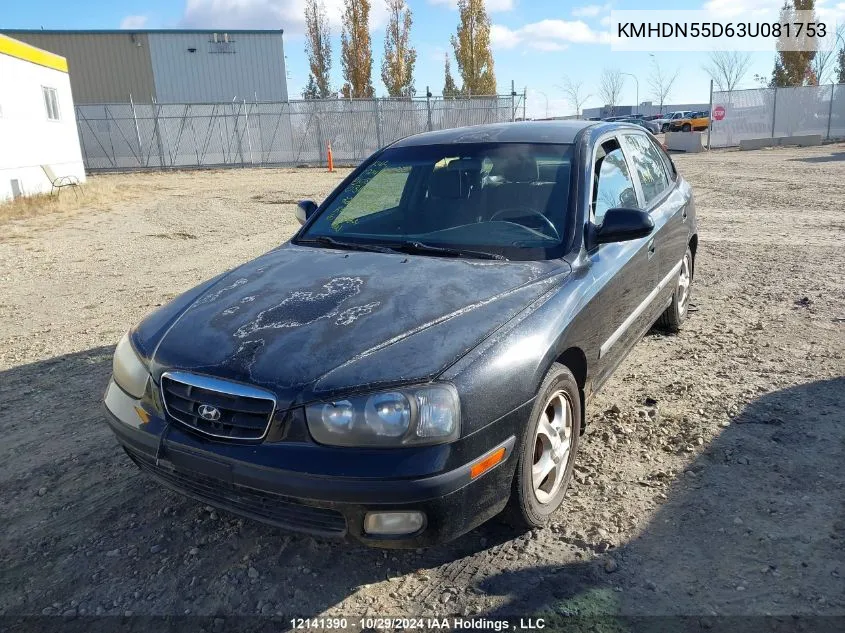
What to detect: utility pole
<box><xmin>536</xmin><ymin>90</ymin><xmax>550</xmax><ymax>118</ymax></box>
<box><xmin>620</xmin><ymin>72</ymin><xmax>639</xmax><ymax>115</ymax></box>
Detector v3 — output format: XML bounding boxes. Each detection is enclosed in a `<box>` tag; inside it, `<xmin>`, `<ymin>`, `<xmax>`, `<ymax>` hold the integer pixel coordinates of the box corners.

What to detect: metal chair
<box><xmin>41</xmin><ymin>165</ymin><xmax>81</xmax><ymax>198</ymax></box>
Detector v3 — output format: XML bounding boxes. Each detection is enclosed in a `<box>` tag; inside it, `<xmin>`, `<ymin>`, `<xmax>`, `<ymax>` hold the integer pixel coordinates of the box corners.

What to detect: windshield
<box><xmin>298</xmin><ymin>142</ymin><xmax>574</xmax><ymax>261</ymax></box>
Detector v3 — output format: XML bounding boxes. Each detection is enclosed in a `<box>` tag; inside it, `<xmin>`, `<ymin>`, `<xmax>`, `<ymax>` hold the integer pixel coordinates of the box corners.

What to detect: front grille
<box><xmin>126</xmin><ymin>447</ymin><xmax>348</xmax><ymax>537</ymax></box>
<box><xmin>160</xmin><ymin>371</ymin><xmax>276</xmax><ymax>441</ymax></box>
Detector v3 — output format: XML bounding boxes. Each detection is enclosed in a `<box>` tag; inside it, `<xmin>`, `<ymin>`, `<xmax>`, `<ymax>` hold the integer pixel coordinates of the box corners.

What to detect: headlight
<box><xmin>112</xmin><ymin>331</ymin><xmax>150</xmax><ymax>399</ymax></box>
<box><xmin>306</xmin><ymin>384</ymin><xmax>460</xmax><ymax>447</ymax></box>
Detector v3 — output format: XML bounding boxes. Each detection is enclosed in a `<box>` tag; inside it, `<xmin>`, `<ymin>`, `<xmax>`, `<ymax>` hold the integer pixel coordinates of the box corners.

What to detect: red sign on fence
<box><xmin>713</xmin><ymin>105</ymin><xmax>726</xmax><ymax>121</ymax></box>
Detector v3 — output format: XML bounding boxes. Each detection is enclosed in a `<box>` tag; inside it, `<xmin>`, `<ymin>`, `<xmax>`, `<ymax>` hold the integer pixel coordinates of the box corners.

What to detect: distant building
<box><xmin>0</xmin><ymin>29</ymin><xmax>288</xmax><ymax>104</ymax></box>
<box><xmin>0</xmin><ymin>34</ymin><xmax>85</xmax><ymax>201</ymax></box>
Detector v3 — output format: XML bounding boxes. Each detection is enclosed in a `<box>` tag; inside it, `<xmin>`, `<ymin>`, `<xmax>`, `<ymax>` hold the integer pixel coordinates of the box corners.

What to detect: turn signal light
<box><xmin>470</xmin><ymin>447</ymin><xmax>506</xmax><ymax>479</ymax></box>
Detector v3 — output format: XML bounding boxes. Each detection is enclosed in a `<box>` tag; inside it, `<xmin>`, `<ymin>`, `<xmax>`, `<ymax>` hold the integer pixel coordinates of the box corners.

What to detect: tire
<box><xmin>682</xmin><ymin>123</ymin><xmax>692</xmax><ymax>132</ymax></box>
<box><xmin>504</xmin><ymin>363</ymin><xmax>582</xmax><ymax>529</ymax></box>
<box><xmin>658</xmin><ymin>246</ymin><xmax>693</xmax><ymax>333</ymax></box>
<box><xmin>661</xmin><ymin>123</ymin><xmax>670</xmax><ymax>133</ymax></box>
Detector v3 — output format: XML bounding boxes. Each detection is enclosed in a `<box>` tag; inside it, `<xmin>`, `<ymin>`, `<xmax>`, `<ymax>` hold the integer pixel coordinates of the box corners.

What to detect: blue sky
<box><xmin>4</xmin><ymin>0</ymin><xmax>841</xmax><ymax>116</ymax></box>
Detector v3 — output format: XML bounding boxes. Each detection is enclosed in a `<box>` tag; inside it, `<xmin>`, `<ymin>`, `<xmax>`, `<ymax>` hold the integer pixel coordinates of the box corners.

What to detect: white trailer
<box><xmin>0</xmin><ymin>34</ymin><xmax>86</xmax><ymax>201</ymax></box>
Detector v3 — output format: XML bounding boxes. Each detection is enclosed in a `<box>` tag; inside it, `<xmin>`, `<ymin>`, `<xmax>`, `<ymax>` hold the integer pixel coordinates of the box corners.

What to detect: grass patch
<box><xmin>0</xmin><ymin>176</ymin><xmax>142</xmax><ymax>224</ymax></box>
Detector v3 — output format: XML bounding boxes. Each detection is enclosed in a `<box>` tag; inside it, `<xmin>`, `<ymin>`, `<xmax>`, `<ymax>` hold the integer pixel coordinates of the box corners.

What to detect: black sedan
<box><xmin>104</xmin><ymin>121</ymin><xmax>697</xmax><ymax>548</ymax></box>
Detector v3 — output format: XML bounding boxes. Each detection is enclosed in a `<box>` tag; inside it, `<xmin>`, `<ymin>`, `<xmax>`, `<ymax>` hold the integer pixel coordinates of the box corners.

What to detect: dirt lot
<box><xmin>1</xmin><ymin>144</ymin><xmax>844</xmax><ymax>625</ymax></box>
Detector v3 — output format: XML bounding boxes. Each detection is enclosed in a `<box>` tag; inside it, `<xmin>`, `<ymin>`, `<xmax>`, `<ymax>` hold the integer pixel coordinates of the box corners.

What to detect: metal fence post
<box><xmin>317</xmin><ymin>115</ymin><xmax>325</xmax><ymax>167</ymax></box>
<box><xmin>374</xmin><ymin>98</ymin><xmax>383</xmax><ymax>149</ymax></box>
<box><xmin>827</xmin><ymin>83</ymin><xmax>835</xmax><ymax>140</ymax></box>
<box><xmin>426</xmin><ymin>86</ymin><xmax>433</xmax><ymax>131</ymax></box>
<box><xmin>706</xmin><ymin>80</ymin><xmax>714</xmax><ymax>150</ymax></box>
<box><xmin>244</xmin><ymin>100</ymin><xmax>255</xmax><ymax>165</ymax></box>
<box><xmin>771</xmin><ymin>87</ymin><xmax>778</xmax><ymax>138</ymax></box>
<box><xmin>153</xmin><ymin>100</ymin><xmax>165</xmax><ymax>169</ymax></box>
<box><xmin>511</xmin><ymin>80</ymin><xmax>516</xmax><ymax>122</ymax></box>
<box><xmin>522</xmin><ymin>87</ymin><xmax>527</xmax><ymax>121</ymax></box>
<box><xmin>129</xmin><ymin>94</ymin><xmax>143</xmax><ymax>167</ymax></box>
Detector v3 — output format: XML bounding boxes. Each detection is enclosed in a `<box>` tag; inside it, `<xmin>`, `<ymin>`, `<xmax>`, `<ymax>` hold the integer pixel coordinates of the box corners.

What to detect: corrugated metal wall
<box><xmin>2</xmin><ymin>31</ymin><xmax>156</xmax><ymax>104</ymax></box>
<box><xmin>148</xmin><ymin>32</ymin><xmax>288</xmax><ymax>103</ymax></box>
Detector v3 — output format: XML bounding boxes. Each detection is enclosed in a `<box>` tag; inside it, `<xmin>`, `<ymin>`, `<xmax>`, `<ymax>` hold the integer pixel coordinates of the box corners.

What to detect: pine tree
<box><xmin>836</xmin><ymin>47</ymin><xmax>845</xmax><ymax>83</ymax></box>
<box><xmin>381</xmin><ymin>0</ymin><xmax>416</xmax><ymax>97</ymax></box>
<box><xmin>443</xmin><ymin>54</ymin><xmax>459</xmax><ymax>98</ymax></box>
<box><xmin>341</xmin><ymin>0</ymin><xmax>375</xmax><ymax>98</ymax></box>
<box><xmin>304</xmin><ymin>0</ymin><xmax>333</xmax><ymax>98</ymax></box>
<box><xmin>450</xmin><ymin>0</ymin><xmax>497</xmax><ymax>96</ymax></box>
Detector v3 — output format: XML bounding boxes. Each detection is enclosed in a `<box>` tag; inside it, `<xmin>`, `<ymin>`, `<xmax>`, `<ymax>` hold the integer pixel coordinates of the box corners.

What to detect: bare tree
<box><xmin>812</xmin><ymin>24</ymin><xmax>845</xmax><ymax>85</ymax></box>
<box><xmin>599</xmin><ymin>68</ymin><xmax>624</xmax><ymax>116</ymax></box>
<box><xmin>648</xmin><ymin>58</ymin><xmax>679</xmax><ymax>113</ymax></box>
<box><xmin>704</xmin><ymin>51</ymin><xmax>752</xmax><ymax>94</ymax></box>
<box><xmin>557</xmin><ymin>76</ymin><xmax>592</xmax><ymax>117</ymax></box>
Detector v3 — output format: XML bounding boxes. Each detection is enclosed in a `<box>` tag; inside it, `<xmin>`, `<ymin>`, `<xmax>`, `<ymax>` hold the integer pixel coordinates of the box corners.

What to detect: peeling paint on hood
<box><xmin>146</xmin><ymin>243</ymin><xmax>571</xmax><ymax>406</ymax></box>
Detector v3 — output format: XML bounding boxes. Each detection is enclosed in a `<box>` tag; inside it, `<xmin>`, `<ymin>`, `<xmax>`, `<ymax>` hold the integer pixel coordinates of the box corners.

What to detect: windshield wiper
<box><xmin>299</xmin><ymin>235</ymin><xmax>399</xmax><ymax>254</ymax></box>
<box><xmin>390</xmin><ymin>240</ymin><xmax>507</xmax><ymax>261</ymax></box>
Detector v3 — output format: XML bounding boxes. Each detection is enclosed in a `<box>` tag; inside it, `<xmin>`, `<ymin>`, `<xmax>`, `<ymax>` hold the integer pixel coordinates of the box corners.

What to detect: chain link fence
<box><xmin>709</xmin><ymin>83</ymin><xmax>845</xmax><ymax>148</ymax></box>
<box><xmin>74</xmin><ymin>95</ymin><xmax>519</xmax><ymax>171</ymax></box>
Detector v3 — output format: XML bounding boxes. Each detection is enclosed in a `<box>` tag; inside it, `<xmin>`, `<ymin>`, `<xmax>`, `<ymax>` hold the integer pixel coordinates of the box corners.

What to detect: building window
<box><xmin>43</xmin><ymin>87</ymin><xmax>60</xmax><ymax>121</ymax></box>
<box><xmin>209</xmin><ymin>33</ymin><xmax>236</xmax><ymax>53</ymax></box>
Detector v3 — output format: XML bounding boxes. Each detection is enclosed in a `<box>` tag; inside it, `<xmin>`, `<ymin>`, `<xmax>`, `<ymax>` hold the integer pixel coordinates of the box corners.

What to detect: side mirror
<box><xmin>295</xmin><ymin>200</ymin><xmax>318</xmax><ymax>226</ymax></box>
<box><xmin>595</xmin><ymin>208</ymin><xmax>654</xmax><ymax>244</ymax></box>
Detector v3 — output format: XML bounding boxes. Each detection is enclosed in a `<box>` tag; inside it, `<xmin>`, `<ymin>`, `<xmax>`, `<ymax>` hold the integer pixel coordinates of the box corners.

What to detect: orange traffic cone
<box><xmin>327</xmin><ymin>142</ymin><xmax>334</xmax><ymax>173</ymax></box>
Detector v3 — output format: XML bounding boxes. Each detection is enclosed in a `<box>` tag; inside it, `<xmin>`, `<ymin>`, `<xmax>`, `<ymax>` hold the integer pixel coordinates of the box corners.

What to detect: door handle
<box><xmin>647</xmin><ymin>239</ymin><xmax>656</xmax><ymax>260</ymax></box>
<box><xmin>682</xmin><ymin>207</ymin><xmax>688</xmax><ymax>221</ymax></box>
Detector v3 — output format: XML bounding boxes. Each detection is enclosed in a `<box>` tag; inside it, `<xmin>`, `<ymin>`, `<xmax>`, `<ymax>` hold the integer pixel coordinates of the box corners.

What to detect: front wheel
<box><xmin>658</xmin><ymin>246</ymin><xmax>693</xmax><ymax>332</ymax></box>
<box><xmin>662</xmin><ymin>123</ymin><xmax>670</xmax><ymax>133</ymax></box>
<box><xmin>504</xmin><ymin>363</ymin><xmax>581</xmax><ymax>529</ymax></box>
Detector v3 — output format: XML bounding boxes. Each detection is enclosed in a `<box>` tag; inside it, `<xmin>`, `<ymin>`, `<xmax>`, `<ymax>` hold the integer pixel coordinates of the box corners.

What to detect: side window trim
<box><xmin>615</xmin><ymin>135</ymin><xmax>646</xmax><ymax>211</ymax></box>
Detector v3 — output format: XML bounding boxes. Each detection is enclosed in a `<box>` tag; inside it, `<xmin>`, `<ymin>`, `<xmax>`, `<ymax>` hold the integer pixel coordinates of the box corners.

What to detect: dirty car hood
<box><xmin>147</xmin><ymin>243</ymin><xmax>570</xmax><ymax>404</ymax></box>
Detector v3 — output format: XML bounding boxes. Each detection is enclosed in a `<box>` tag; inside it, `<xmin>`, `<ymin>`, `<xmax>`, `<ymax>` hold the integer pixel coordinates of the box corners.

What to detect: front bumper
<box><xmin>104</xmin><ymin>379</ymin><xmax>524</xmax><ymax>548</ymax></box>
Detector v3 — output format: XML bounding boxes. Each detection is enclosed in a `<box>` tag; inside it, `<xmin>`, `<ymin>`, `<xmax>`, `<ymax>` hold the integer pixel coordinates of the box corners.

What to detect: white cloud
<box><xmin>701</xmin><ymin>0</ymin><xmax>779</xmax><ymax>17</ymax></box>
<box><xmin>428</xmin><ymin>0</ymin><xmax>516</xmax><ymax>13</ymax></box>
<box><xmin>180</xmin><ymin>0</ymin><xmax>388</xmax><ymax>35</ymax></box>
<box><xmin>572</xmin><ymin>3</ymin><xmax>611</xmax><ymax>18</ymax></box>
<box><xmin>120</xmin><ymin>15</ymin><xmax>148</xmax><ymax>29</ymax></box>
<box><xmin>491</xmin><ymin>19</ymin><xmax>610</xmax><ymax>51</ymax></box>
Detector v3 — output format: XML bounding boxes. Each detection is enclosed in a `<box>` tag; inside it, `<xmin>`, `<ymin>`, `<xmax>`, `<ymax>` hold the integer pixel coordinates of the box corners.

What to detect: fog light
<box><xmin>363</xmin><ymin>511</ymin><xmax>425</xmax><ymax>536</ymax></box>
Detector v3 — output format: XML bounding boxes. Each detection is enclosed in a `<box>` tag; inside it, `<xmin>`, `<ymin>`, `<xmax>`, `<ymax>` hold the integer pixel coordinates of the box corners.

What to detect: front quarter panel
<box><xmin>131</xmin><ymin>271</ymin><xmax>230</xmax><ymax>360</ymax></box>
<box><xmin>440</xmin><ymin>264</ymin><xmax>603</xmax><ymax>436</ymax></box>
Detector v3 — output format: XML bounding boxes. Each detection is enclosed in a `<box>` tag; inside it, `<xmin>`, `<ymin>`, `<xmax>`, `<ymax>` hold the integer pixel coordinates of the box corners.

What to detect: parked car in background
<box><xmin>669</xmin><ymin>111</ymin><xmax>711</xmax><ymax>132</ymax></box>
<box><xmin>104</xmin><ymin>121</ymin><xmax>697</xmax><ymax>548</ymax></box>
<box><xmin>618</xmin><ymin>117</ymin><xmax>661</xmax><ymax>135</ymax></box>
<box><xmin>654</xmin><ymin>111</ymin><xmax>695</xmax><ymax>133</ymax></box>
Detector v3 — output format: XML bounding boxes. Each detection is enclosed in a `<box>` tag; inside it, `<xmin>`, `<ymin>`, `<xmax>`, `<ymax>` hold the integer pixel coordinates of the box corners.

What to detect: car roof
<box><xmin>389</xmin><ymin>120</ymin><xmax>598</xmax><ymax>148</ymax></box>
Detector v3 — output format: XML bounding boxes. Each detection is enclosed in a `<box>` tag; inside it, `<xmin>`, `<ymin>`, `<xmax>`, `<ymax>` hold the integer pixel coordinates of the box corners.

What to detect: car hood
<box><xmin>145</xmin><ymin>243</ymin><xmax>570</xmax><ymax>405</ymax></box>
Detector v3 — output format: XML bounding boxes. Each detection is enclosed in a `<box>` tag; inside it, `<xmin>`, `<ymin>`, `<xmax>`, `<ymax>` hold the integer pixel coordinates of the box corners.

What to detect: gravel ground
<box><xmin>1</xmin><ymin>145</ymin><xmax>844</xmax><ymax>624</ymax></box>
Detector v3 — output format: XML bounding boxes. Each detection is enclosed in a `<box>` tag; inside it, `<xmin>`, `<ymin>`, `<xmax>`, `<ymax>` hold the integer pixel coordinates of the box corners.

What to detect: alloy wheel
<box><xmin>531</xmin><ymin>390</ymin><xmax>574</xmax><ymax>505</ymax></box>
<box><xmin>678</xmin><ymin>252</ymin><xmax>692</xmax><ymax>313</ymax></box>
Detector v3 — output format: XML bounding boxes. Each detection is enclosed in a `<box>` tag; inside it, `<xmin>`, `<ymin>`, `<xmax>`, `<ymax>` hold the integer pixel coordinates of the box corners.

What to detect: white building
<box><xmin>0</xmin><ymin>34</ymin><xmax>86</xmax><ymax>201</ymax></box>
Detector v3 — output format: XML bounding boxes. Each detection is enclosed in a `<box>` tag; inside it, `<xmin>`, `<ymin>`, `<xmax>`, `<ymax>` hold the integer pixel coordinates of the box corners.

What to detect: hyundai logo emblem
<box><xmin>197</xmin><ymin>404</ymin><xmax>221</xmax><ymax>422</ymax></box>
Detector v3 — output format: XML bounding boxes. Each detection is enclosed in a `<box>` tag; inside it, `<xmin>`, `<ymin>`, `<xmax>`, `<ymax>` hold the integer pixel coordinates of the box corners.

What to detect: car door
<box><xmin>586</xmin><ymin>135</ymin><xmax>658</xmax><ymax>388</ymax></box>
<box><xmin>621</xmin><ymin>131</ymin><xmax>687</xmax><ymax>319</ymax></box>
